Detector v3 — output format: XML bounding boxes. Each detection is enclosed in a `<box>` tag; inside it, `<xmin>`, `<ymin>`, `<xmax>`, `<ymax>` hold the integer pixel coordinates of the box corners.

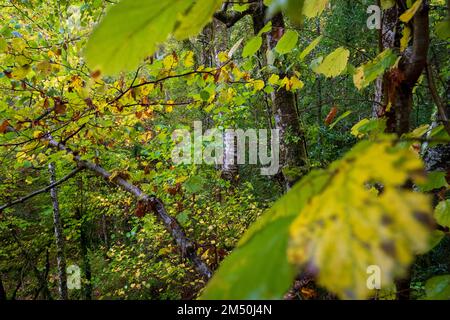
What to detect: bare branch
<box><xmin>0</xmin><ymin>166</ymin><xmax>84</xmax><ymax>211</ymax></box>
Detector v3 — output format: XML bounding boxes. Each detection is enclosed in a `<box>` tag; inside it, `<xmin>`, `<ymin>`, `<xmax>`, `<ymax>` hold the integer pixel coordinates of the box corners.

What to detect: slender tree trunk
<box><xmin>373</xmin><ymin>2</ymin><xmax>398</xmax><ymax>118</ymax></box>
<box><xmin>316</xmin><ymin>19</ymin><xmax>323</xmax><ymax>124</ymax></box>
<box><xmin>263</xmin><ymin>11</ymin><xmax>309</xmax><ymax>189</ymax></box>
<box><xmin>211</xmin><ymin>18</ymin><xmax>239</xmax><ymax>182</ymax></box>
<box><xmin>377</xmin><ymin>1</ymin><xmax>430</xmax><ymax>135</ymax></box>
<box><xmin>222</xmin><ymin>130</ymin><xmax>239</xmax><ymax>181</ymax></box>
<box><xmin>213</xmin><ymin>3</ymin><xmax>309</xmax><ymax>189</ymax></box>
<box><xmin>76</xmin><ymin>176</ymin><xmax>92</xmax><ymax>300</ymax></box>
<box><xmin>199</xmin><ymin>23</ymin><xmax>214</xmax><ymax>68</ymax></box>
<box><xmin>48</xmin><ymin>162</ymin><xmax>68</xmax><ymax>300</ymax></box>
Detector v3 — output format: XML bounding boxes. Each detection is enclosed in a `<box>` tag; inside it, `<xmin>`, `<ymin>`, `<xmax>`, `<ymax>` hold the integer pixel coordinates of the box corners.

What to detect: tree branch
<box><xmin>214</xmin><ymin>7</ymin><xmax>253</xmax><ymax>28</ymax></box>
<box><xmin>403</xmin><ymin>1</ymin><xmax>430</xmax><ymax>85</ymax></box>
<box><xmin>0</xmin><ymin>166</ymin><xmax>84</xmax><ymax>211</ymax></box>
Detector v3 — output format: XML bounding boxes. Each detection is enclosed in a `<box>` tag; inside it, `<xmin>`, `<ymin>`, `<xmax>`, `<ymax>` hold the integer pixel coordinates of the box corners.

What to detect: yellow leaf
<box><xmin>400</xmin><ymin>27</ymin><xmax>411</xmax><ymax>52</ymax></box>
<box><xmin>33</xmin><ymin>130</ymin><xmax>43</xmax><ymax>139</ymax></box>
<box><xmin>279</xmin><ymin>76</ymin><xmax>290</xmax><ymax>89</ymax></box>
<box><xmin>353</xmin><ymin>66</ymin><xmax>365</xmax><ymax>90</ymax></box>
<box><xmin>184</xmin><ymin>51</ymin><xmax>194</xmax><ymax>67</ymax></box>
<box><xmin>11</xmin><ymin>38</ymin><xmax>27</xmax><ymax>53</ymax></box>
<box><xmin>11</xmin><ymin>64</ymin><xmax>31</xmax><ymax>80</ymax></box>
<box><xmin>252</xmin><ymin>79</ymin><xmax>265</xmax><ymax>91</ymax></box>
<box><xmin>313</xmin><ymin>47</ymin><xmax>349</xmax><ymax>78</ymax></box>
<box><xmin>399</xmin><ymin>0</ymin><xmax>423</xmax><ymax>23</ymax></box>
<box><xmin>166</xmin><ymin>104</ymin><xmax>174</xmax><ymax>113</ymax></box>
<box><xmin>232</xmin><ymin>67</ymin><xmax>244</xmax><ymax>81</ymax></box>
<box><xmin>288</xmin><ymin>139</ymin><xmax>432</xmax><ymax>299</ymax></box>
<box><xmin>163</xmin><ymin>54</ymin><xmax>177</xmax><ymax>69</ymax></box>
<box><xmin>217</xmin><ymin>51</ymin><xmax>229</xmax><ymax>63</ymax></box>
<box><xmin>290</xmin><ymin>76</ymin><xmax>304</xmax><ymax>90</ymax></box>
<box><xmin>268</xmin><ymin>74</ymin><xmax>280</xmax><ymax>85</ymax></box>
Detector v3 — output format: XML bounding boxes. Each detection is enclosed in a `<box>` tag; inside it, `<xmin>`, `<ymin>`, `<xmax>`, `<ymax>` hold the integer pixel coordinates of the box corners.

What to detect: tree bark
<box><xmin>48</xmin><ymin>162</ymin><xmax>69</xmax><ymax>300</ymax></box>
<box><xmin>375</xmin><ymin>0</ymin><xmax>430</xmax><ymax>136</ymax></box>
<box><xmin>373</xmin><ymin>3</ymin><xmax>398</xmax><ymax>118</ymax></box>
<box><xmin>262</xmin><ymin>12</ymin><xmax>309</xmax><ymax>189</ymax></box>
<box><xmin>212</xmin><ymin>18</ymin><xmax>239</xmax><ymax>181</ymax></box>
<box><xmin>216</xmin><ymin>3</ymin><xmax>309</xmax><ymax>190</ymax></box>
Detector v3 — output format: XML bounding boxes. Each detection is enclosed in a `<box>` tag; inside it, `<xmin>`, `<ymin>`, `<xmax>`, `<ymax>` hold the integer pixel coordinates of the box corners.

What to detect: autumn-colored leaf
<box><xmin>325</xmin><ymin>106</ymin><xmax>338</xmax><ymax>125</ymax></box>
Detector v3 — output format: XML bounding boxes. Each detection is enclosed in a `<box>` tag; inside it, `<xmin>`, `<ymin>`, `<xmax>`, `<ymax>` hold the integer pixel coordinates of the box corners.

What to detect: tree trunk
<box><xmin>222</xmin><ymin>129</ymin><xmax>239</xmax><ymax>181</ymax></box>
<box><xmin>316</xmin><ymin>19</ymin><xmax>323</xmax><ymax>124</ymax></box>
<box><xmin>211</xmin><ymin>18</ymin><xmax>239</xmax><ymax>182</ymax></box>
<box><xmin>373</xmin><ymin>2</ymin><xmax>398</xmax><ymax>118</ymax></box>
<box><xmin>76</xmin><ymin>176</ymin><xmax>92</xmax><ymax>300</ymax></box>
<box><xmin>377</xmin><ymin>1</ymin><xmax>430</xmax><ymax>135</ymax></box>
<box><xmin>262</xmin><ymin>11</ymin><xmax>309</xmax><ymax>189</ymax></box>
<box><xmin>48</xmin><ymin>162</ymin><xmax>68</xmax><ymax>300</ymax></box>
<box><xmin>213</xmin><ymin>3</ymin><xmax>309</xmax><ymax>189</ymax></box>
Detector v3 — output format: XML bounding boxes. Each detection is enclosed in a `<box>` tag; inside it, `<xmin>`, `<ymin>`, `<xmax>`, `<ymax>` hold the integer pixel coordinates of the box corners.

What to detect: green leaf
<box><xmin>419</xmin><ymin>230</ymin><xmax>445</xmax><ymax>254</ymax></box>
<box><xmin>435</xmin><ymin>19</ymin><xmax>450</xmax><ymax>40</ymax></box>
<box><xmin>351</xmin><ymin>118</ymin><xmax>387</xmax><ymax>138</ymax></box>
<box><xmin>435</xmin><ymin>200</ymin><xmax>450</xmax><ymax>229</ymax></box>
<box><xmin>85</xmin><ymin>0</ymin><xmax>193</xmax><ymax>75</ymax></box>
<box><xmin>183</xmin><ymin>175</ymin><xmax>204</xmax><ymax>193</ymax></box>
<box><xmin>298</xmin><ymin>35</ymin><xmax>322</xmax><ymax>61</ymax></box>
<box><xmin>257</xmin><ymin>21</ymin><xmax>272</xmax><ymax>36</ymax></box>
<box><xmin>233</xmin><ymin>4</ymin><xmax>250</xmax><ymax>12</ymax></box>
<box><xmin>242</xmin><ymin>36</ymin><xmax>262</xmax><ymax>58</ymax></box>
<box><xmin>176</xmin><ymin>211</ymin><xmax>190</xmax><ymax>226</ymax></box>
<box><xmin>417</xmin><ymin>171</ymin><xmax>449</xmax><ymax>192</ymax></box>
<box><xmin>424</xmin><ymin>275</ymin><xmax>450</xmax><ymax>300</ymax></box>
<box><xmin>0</xmin><ymin>37</ymin><xmax>6</xmax><ymax>52</ymax></box>
<box><xmin>312</xmin><ymin>47</ymin><xmax>349</xmax><ymax>78</ymax></box>
<box><xmin>274</xmin><ymin>30</ymin><xmax>298</xmax><ymax>55</ymax></box>
<box><xmin>200</xmin><ymin>90</ymin><xmax>210</xmax><ymax>101</ymax></box>
<box><xmin>429</xmin><ymin>125</ymin><xmax>450</xmax><ymax>147</ymax></box>
<box><xmin>200</xmin><ymin>170</ymin><xmax>329</xmax><ymax>299</ymax></box>
<box><xmin>353</xmin><ymin>49</ymin><xmax>397</xmax><ymax>90</ymax></box>
<box><xmin>381</xmin><ymin>0</ymin><xmax>395</xmax><ymax>9</ymax></box>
